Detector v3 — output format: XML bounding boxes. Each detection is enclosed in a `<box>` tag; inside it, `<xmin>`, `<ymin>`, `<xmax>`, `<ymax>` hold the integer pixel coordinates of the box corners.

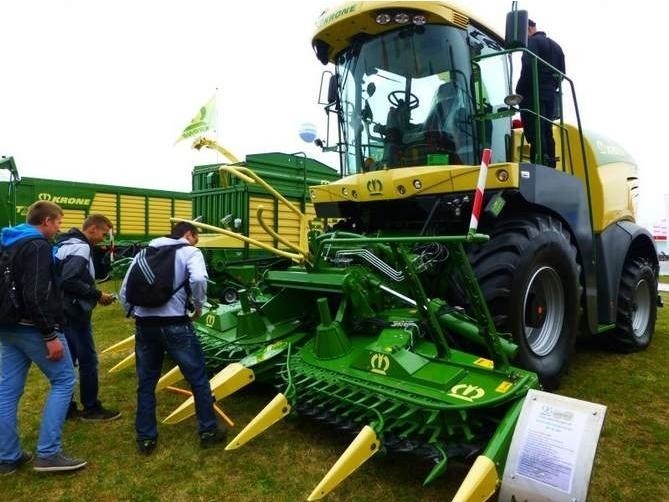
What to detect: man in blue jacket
<box><xmin>56</xmin><ymin>214</ymin><xmax>120</xmax><ymax>422</ymax></box>
<box><xmin>120</xmin><ymin>222</ymin><xmax>225</xmax><ymax>455</ymax></box>
<box><xmin>0</xmin><ymin>201</ymin><xmax>86</xmax><ymax>474</ymax></box>
<box><xmin>515</xmin><ymin>19</ymin><xmax>565</xmax><ymax>167</ymax></box>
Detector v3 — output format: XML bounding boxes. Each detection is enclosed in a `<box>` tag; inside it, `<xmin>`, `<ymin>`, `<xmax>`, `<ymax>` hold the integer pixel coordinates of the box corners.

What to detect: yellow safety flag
<box><xmin>175</xmin><ymin>95</ymin><xmax>216</xmax><ymax>144</ymax></box>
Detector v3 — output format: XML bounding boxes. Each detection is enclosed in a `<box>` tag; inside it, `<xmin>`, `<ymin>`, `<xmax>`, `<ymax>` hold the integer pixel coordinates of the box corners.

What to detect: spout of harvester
<box><xmin>102</xmin><ymin>334</ymin><xmax>135</xmax><ymax>354</ymax></box>
<box><xmin>108</xmin><ymin>352</ymin><xmax>135</xmax><ymax>373</ymax></box>
<box><xmin>162</xmin><ymin>363</ymin><xmax>254</xmax><ymax>425</ymax></box>
<box><xmin>307</xmin><ymin>424</ymin><xmax>381</xmax><ymax>501</ymax></box>
<box><xmin>155</xmin><ymin>365</ymin><xmax>184</xmax><ymax>391</ymax></box>
<box><xmin>451</xmin><ymin>455</ymin><xmax>499</xmax><ymax>502</ymax></box>
<box><xmin>225</xmin><ymin>392</ymin><xmax>291</xmax><ymax>450</ymax></box>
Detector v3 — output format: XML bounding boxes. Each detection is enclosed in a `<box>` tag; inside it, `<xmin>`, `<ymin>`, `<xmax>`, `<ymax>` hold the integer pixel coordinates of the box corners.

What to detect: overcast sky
<box><xmin>1</xmin><ymin>0</ymin><xmax>667</xmax><ymax>228</ymax></box>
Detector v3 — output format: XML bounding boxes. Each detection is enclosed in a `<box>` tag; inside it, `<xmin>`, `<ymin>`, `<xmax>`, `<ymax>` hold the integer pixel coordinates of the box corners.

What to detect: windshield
<box><xmin>336</xmin><ymin>24</ymin><xmax>477</xmax><ymax>175</ymax></box>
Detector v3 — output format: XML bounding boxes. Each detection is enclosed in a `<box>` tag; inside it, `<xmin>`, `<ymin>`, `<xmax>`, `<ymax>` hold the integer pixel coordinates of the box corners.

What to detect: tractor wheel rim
<box><xmin>631</xmin><ymin>278</ymin><xmax>652</xmax><ymax>337</ymax></box>
<box><xmin>523</xmin><ymin>266</ymin><xmax>565</xmax><ymax>356</ymax></box>
<box><xmin>224</xmin><ymin>290</ymin><xmax>238</xmax><ymax>303</ymax></box>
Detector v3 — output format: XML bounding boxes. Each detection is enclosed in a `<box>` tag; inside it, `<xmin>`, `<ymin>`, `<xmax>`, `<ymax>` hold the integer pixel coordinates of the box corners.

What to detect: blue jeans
<box><xmin>64</xmin><ymin>316</ymin><xmax>101</xmax><ymax>410</ymax></box>
<box><xmin>134</xmin><ymin>322</ymin><xmax>217</xmax><ymax>441</ymax></box>
<box><xmin>0</xmin><ymin>327</ymin><xmax>75</xmax><ymax>461</ymax></box>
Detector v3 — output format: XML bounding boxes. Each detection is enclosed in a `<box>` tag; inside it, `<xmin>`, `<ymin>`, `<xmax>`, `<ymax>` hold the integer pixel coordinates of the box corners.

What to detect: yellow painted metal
<box><xmin>161</xmin><ymin>363</ymin><xmax>254</xmax><ymax>424</ymax></box>
<box><xmin>225</xmin><ymin>393</ymin><xmax>291</xmax><ymax>450</ymax></box>
<box><xmin>451</xmin><ymin>455</ymin><xmax>499</xmax><ymax>502</ymax></box>
<box><xmin>249</xmin><ymin>196</ymin><xmax>276</xmax><ymax>246</ymax></box>
<box><xmin>196</xmin><ymin>233</ymin><xmax>244</xmax><ymax>249</ymax></box>
<box><xmin>165</xmin><ymin>386</ymin><xmax>235</xmax><ymax>428</ymax></box>
<box><xmin>192</xmin><ymin>137</ymin><xmax>241</xmax><ymax>164</ymax></box>
<box><xmin>59</xmin><ymin>209</ymin><xmax>86</xmax><ymax>229</ymax></box>
<box><xmin>313</xmin><ymin>1</ymin><xmax>505</xmax><ymax>65</ymax></box>
<box><xmin>89</xmin><ymin>193</ymin><xmax>117</xmax><ymax>220</ymax></box>
<box><xmin>554</xmin><ymin>124</ymin><xmax>637</xmax><ymax>232</ymax></box>
<box><xmin>170</xmin><ymin>218</ymin><xmax>306</xmax><ymax>263</ymax></box>
<box><xmin>307</xmin><ymin>425</ymin><xmax>381</xmax><ymax>501</ymax></box>
<box><xmin>108</xmin><ymin>352</ymin><xmax>135</xmax><ymax>373</ymax></box>
<box><xmin>101</xmin><ymin>334</ymin><xmax>135</xmax><ymax>354</ymax></box>
<box><xmin>148</xmin><ymin>197</ymin><xmax>173</xmax><ymax>234</ymax></box>
<box><xmin>173</xmin><ymin>199</ymin><xmax>192</xmax><ymax>220</ymax></box>
<box><xmin>120</xmin><ymin>195</ymin><xmax>146</xmax><ymax>234</ymax></box>
<box><xmin>219</xmin><ymin>164</ymin><xmax>310</xmax><ymax>255</ymax></box>
<box><xmin>310</xmin><ymin>164</ymin><xmax>519</xmax><ymax>205</ymax></box>
<box><xmin>155</xmin><ymin>365</ymin><xmax>184</xmax><ymax>391</ymax></box>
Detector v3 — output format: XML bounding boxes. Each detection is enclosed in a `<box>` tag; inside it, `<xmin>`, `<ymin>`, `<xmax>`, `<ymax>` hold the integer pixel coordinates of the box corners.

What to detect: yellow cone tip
<box><xmin>452</xmin><ymin>455</ymin><xmax>499</xmax><ymax>502</ymax></box>
<box><xmin>307</xmin><ymin>425</ymin><xmax>381</xmax><ymax>501</ymax></box>
<box><xmin>162</xmin><ymin>395</ymin><xmax>196</xmax><ymax>424</ymax></box>
<box><xmin>108</xmin><ymin>352</ymin><xmax>135</xmax><ymax>373</ymax></box>
<box><xmin>102</xmin><ymin>334</ymin><xmax>135</xmax><ymax>354</ymax></box>
<box><xmin>225</xmin><ymin>393</ymin><xmax>290</xmax><ymax>451</ymax></box>
<box><xmin>161</xmin><ymin>363</ymin><xmax>255</xmax><ymax>425</ymax></box>
<box><xmin>156</xmin><ymin>365</ymin><xmax>184</xmax><ymax>392</ymax></box>
<box><xmin>210</xmin><ymin>363</ymin><xmax>255</xmax><ymax>400</ymax></box>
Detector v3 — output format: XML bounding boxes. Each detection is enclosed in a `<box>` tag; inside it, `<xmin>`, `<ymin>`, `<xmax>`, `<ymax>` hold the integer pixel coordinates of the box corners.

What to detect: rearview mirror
<box><xmin>505</xmin><ymin>9</ymin><xmax>528</xmax><ymax>49</ymax></box>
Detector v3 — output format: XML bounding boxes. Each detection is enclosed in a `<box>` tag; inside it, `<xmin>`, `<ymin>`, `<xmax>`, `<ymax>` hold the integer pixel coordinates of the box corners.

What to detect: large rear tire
<box><xmin>469</xmin><ymin>214</ymin><xmax>582</xmax><ymax>390</ymax></box>
<box><xmin>611</xmin><ymin>258</ymin><xmax>657</xmax><ymax>351</ymax></box>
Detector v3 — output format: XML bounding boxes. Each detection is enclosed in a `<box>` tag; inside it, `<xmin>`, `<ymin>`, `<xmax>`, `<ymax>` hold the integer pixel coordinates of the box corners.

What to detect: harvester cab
<box><xmin>310</xmin><ymin>1</ymin><xmax>660</xmax><ymax>387</ymax></box>
<box><xmin>157</xmin><ymin>2</ymin><xmax>659</xmax><ymax>500</ymax></box>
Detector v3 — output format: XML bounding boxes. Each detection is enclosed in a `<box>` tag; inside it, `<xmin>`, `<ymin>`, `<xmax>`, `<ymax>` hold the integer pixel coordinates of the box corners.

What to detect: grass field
<box><xmin>2</xmin><ymin>287</ymin><xmax>668</xmax><ymax>501</ymax></box>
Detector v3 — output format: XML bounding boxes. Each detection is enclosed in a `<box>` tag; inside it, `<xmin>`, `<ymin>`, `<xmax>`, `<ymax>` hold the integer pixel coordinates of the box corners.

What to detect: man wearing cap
<box><xmin>516</xmin><ymin>19</ymin><xmax>565</xmax><ymax>167</ymax></box>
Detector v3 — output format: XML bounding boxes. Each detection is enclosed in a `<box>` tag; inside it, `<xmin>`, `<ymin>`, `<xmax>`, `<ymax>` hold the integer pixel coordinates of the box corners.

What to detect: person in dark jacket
<box><xmin>515</xmin><ymin>19</ymin><xmax>565</xmax><ymax>167</ymax></box>
<box><xmin>0</xmin><ymin>201</ymin><xmax>86</xmax><ymax>475</ymax></box>
<box><xmin>55</xmin><ymin>214</ymin><xmax>120</xmax><ymax>422</ymax></box>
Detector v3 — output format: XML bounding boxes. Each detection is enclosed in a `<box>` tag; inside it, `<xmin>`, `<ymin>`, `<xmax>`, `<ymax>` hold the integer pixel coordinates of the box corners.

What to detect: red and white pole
<box><xmin>468</xmin><ymin>148</ymin><xmax>492</xmax><ymax>237</ymax></box>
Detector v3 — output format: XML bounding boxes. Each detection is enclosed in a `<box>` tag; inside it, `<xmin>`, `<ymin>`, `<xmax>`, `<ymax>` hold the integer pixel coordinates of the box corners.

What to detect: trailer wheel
<box><xmin>470</xmin><ymin>214</ymin><xmax>581</xmax><ymax>390</ymax></box>
<box><xmin>221</xmin><ymin>287</ymin><xmax>239</xmax><ymax>305</ymax></box>
<box><xmin>611</xmin><ymin>258</ymin><xmax>656</xmax><ymax>351</ymax></box>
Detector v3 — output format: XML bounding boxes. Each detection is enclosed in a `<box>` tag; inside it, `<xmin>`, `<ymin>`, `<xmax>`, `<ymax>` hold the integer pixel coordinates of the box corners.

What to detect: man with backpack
<box><xmin>0</xmin><ymin>201</ymin><xmax>87</xmax><ymax>475</ymax></box>
<box><xmin>55</xmin><ymin>214</ymin><xmax>121</xmax><ymax>422</ymax></box>
<box><xmin>515</xmin><ymin>18</ymin><xmax>566</xmax><ymax>167</ymax></box>
<box><xmin>120</xmin><ymin>221</ymin><xmax>225</xmax><ymax>455</ymax></box>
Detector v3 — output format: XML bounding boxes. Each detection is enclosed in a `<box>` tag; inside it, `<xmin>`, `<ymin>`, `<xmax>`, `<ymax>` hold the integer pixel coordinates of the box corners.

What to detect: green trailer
<box><xmin>191</xmin><ymin>152</ymin><xmax>339</xmax><ymax>302</ymax></box>
<box><xmin>1</xmin><ymin>155</ymin><xmax>191</xmax><ymax>277</ymax></box>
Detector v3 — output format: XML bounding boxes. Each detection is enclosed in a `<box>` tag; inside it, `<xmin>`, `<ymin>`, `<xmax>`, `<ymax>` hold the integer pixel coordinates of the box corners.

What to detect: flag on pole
<box><xmin>175</xmin><ymin>95</ymin><xmax>216</xmax><ymax>144</ymax></box>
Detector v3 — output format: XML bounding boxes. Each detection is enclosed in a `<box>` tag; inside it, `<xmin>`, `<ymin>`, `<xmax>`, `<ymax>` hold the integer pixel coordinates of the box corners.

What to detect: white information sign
<box><xmin>499</xmin><ymin>390</ymin><xmax>607</xmax><ymax>502</ymax></box>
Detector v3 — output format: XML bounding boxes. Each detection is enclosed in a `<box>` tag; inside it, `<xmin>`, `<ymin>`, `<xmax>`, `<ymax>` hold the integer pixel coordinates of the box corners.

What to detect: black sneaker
<box><xmin>66</xmin><ymin>402</ymin><xmax>81</xmax><ymax>420</ymax></box>
<box><xmin>0</xmin><ymin>451</ymin><xmax>33</xmax><ymax>476</ymax></box>
<box><xmin>200</xmin><ymin>428</ymin><xmax>227</xmax><ymax>448</ymax></box>
<box><xmin>33</xmin><ymin>453</ymin><xmax>87</xmax><ymax>472</ymax></box>
<box><xmin>137</xmin><ymin>439</ymin><xmax>157</xmax><ymax>456</ymax></box>
<box><xmin>80</xmin><ymin>405</ymin><xmax>122</xmax><ymax>422</ymax></box>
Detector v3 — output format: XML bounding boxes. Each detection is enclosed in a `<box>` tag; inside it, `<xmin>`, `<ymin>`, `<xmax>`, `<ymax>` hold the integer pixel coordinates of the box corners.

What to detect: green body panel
<box><xmin>194</xmin><ymin>230</ymin><xmax>540</xmax><ymax>482</ymax></box>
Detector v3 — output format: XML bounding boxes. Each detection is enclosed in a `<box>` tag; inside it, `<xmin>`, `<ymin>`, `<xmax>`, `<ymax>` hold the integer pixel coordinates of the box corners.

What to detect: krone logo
<box><xmin>448</xmin><ymin>384</ymin><xmax>485</xmax><ymax>402</ymax></box>
<box><xmin>38</xmin><ymin>193</ymin><xmax>52</xmax><ymax>201</ymax></box>
<box><xmin>370</xmin><ymin>353</ymin><xmax>390</xmax><ymax>375</ymax></box>
<box><xmin>205</xmin><ymin>314</ymin><xmax>216</xmax><ymax>327</ymax></box>
<box><xmin>366</xmin><ymin>179</ymin><xmax>383</xmax><ymax>196</ymax></box>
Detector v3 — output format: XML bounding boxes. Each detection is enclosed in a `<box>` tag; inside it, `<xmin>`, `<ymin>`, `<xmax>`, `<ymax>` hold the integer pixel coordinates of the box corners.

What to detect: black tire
<box><xmin>221</xmin><ymin>287</ymin><xmax>239</xmax><ymax>305</ymax></box>
<box><xmin>611</xmin><ymin>258</ymin><xmax>657</xmax><ymax>351</ymax></box>
<box><xmin>469</xmin><ymin>214</ymin><xmax>582</xmax><ymax>390</ymax></box>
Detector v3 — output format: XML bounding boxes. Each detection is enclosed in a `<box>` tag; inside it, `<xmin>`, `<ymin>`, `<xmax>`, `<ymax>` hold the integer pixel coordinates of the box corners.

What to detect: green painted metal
<box><xmin>0</xmin><ymin>159</ymin><xmax>190</xmax><ymax>242</ymax></box>
<box><xmin>194</xmin><ymin>228</ymin><xmax>540</xmax><ymax>486</ymax></box>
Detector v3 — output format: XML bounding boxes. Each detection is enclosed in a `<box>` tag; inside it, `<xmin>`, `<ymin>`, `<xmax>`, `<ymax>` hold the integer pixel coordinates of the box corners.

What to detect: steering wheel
<box><xmin>388</xmin><ymin>90</ymin><xmax>420</xmax><ymax>110</ymax></box>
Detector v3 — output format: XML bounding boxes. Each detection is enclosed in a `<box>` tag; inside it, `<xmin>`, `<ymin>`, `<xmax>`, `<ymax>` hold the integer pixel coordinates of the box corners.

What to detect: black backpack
<box><xmin>125</xmin><ymin>243</ymin><xmax>189</xmax><ymax>308</ymax></box>
<box><xmin>0</xmin><ymin>236</ymin><xmax>43</xmax><ymax>324</ymax></box>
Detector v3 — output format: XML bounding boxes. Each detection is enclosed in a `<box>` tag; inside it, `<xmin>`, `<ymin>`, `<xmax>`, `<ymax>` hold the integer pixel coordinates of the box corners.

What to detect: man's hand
<box><xmin>98</xmin><ymin>292</ymin><xmax>115</xmax><ymax>306</ymax></box>
<box><xmin>190</xmin><ymin>308</ymin><xmax>202</xmax><ymax>321</ymax></box>
<box><xmin>45</xmin><ymin>337</ymin><xmax>64</xmax><ymax>361</ymax></box>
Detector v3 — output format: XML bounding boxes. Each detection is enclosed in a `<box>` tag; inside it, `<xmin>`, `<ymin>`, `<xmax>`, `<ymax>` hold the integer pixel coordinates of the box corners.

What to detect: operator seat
<box><xmin>422</xmin><ymin>81</ymin><xmax>463</xmax><ymax>164</ymax></box>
